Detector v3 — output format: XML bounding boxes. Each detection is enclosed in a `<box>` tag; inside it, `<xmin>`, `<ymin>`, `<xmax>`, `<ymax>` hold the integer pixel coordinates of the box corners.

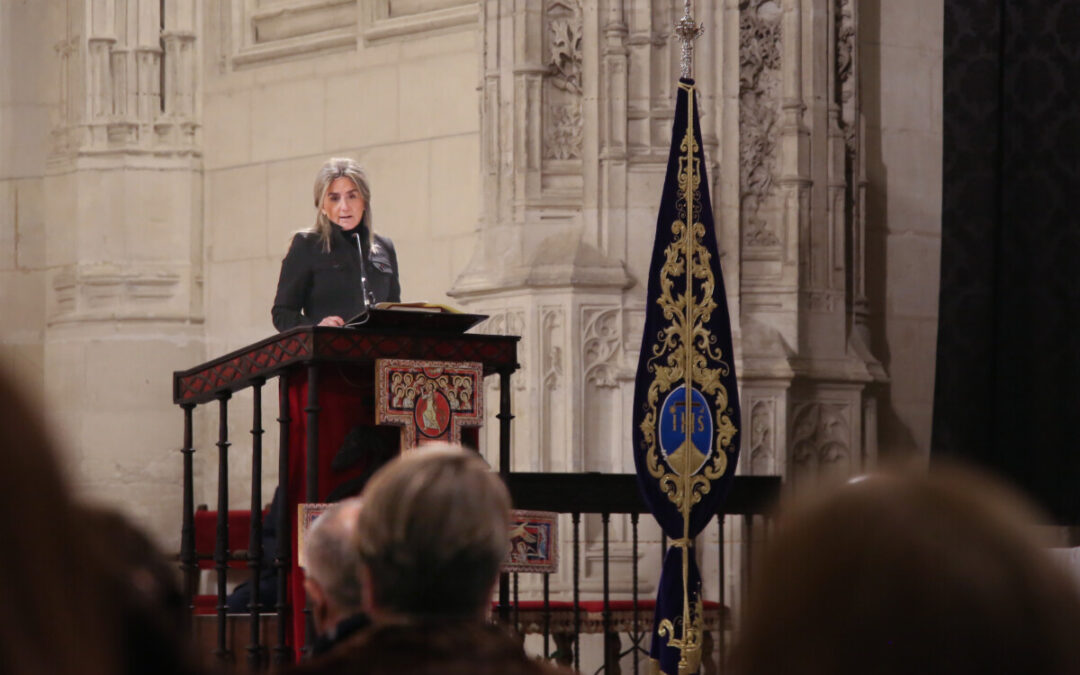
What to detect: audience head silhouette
<box><xmin>81</xmin><ymin>506</ymin><xmax>202</xmax><ymax>675</ymax></box>
<box><xmin>0</xmin><ymin>365</ymin><xmax>201</xmax><ymax>675</ymax></box>
<box><xmin>288</xmin><ymin>444</ymin><xmax>571</xmax><ymax>675</ymax></box>
<box><xmin>0</xmin><ymin>365</ymin><xmax>119</xmax><ymax>675</ymax></box>
<box><xmin>731</xmin><ymin>465</ymin><xmax>1080</xmax><ymax>675</ymax></box>
<box><xmin>355</xmin><ymin>443</ymin><xmax>511</xmax><ymax>621</ymax></box>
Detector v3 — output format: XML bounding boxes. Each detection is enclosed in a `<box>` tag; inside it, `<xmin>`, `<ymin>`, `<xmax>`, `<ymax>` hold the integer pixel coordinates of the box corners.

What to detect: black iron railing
<box><xmin>501</xmin><ymin>472</ymin><xmax>780</xmax><ymax>673</ymax></box>
<box><xmin>174</xmin><ymin>327</ymin><xmax>779</xmax><ymax>673</ymax></box>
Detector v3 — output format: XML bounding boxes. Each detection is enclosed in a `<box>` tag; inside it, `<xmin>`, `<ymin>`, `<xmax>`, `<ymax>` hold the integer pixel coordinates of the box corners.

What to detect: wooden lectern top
<box><xmin>173</xmin><ymin>322</ymin><xmax>519</xmax><ymax>405</ymax></box>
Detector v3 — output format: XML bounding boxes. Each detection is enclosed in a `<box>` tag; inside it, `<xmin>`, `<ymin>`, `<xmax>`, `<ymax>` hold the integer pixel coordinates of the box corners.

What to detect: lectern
<box><xmin>173</xmin><ymin>317</ymin><xmax>518</xmax><ymax>667</ymax></box>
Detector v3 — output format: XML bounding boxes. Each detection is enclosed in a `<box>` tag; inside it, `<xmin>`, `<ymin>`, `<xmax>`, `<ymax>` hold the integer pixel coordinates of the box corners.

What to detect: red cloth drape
<box><xmin>282</xmin><ymin>365</ymin><xmax>399</xmax><ymax>656</ymax></box>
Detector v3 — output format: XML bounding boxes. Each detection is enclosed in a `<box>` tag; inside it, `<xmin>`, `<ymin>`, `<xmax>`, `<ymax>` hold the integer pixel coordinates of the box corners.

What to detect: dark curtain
<box><xmin>933</xmin><ymin>0</ymin><xmax>1080</xmax><ymax>520</ymax></box>
<box><xmin>933</xmin><ymin>0</ymin><xmax>1080</xmax><ymax>522</ymax></box>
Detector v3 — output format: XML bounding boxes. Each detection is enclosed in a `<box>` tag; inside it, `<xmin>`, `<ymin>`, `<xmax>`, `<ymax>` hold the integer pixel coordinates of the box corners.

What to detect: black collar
<box><xmin>332</xmin><ymin>222</ymin><xmax>368</xmax><ymax>242</ymax></box>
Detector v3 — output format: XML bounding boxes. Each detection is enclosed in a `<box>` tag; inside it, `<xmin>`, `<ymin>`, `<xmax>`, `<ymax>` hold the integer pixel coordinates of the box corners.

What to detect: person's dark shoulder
<box><xmin>281</xmin><ymin>231</ymin><xmax>328</xmax><ymax>265</ymax></box>
<box><xmin>288</xmin><ymin>622</ymin><xmax>569</xmax><ymax>675</ymax></box>
<box><xmin>290</xmin><ymin>230</ymin><xmax>321</xmax><ymax>249</ymax></box>
<box><xmin>372</xmin><ymin>233</ymin><xmax>396</xmax><ymax>254</ymax></box>
<box><xmin>369</xmin><ymin>233</ymin><xmax>397</xmax><ymax>277</ymax></box>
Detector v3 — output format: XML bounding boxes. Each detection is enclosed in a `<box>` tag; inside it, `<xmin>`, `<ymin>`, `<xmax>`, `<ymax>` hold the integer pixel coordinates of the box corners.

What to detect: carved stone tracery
<box><xmin>541</xmin><ymin>307</ymin><xmax>565</xmax><ymax>391</ymax></box>
<box><xmin>739</xmin><ymin>0</ymin><xmax>783</xmax><ymax>249</ymax></box>
<box><xmin>544</xmin><ymin>0</ymin><xmax>584</xmax><ymax>162</ymax></box>
<box><xmin>47</xmin><ymin>0</ymin><xmax>201</xmax><ymax>326</ymax></box>
<box><xmin>476</xmin><ymin>310</ymin><xmax>529</xmax><ymax>393</ymax></box>
<box><xmin>548</xmin><ymin>2</ymin><xmax>583</xmax><ymax>95</ymax></box>
<box><xmin>52</xmin><ymin>0</ymin><xmax>199</xmax><ymax>156</ymax></box>
<box><xmin>583</xmin><ymin>307</ymin><xmax>621</xmax><ymax>389</ymax></box>
<box><xmin>545</xmin><ymin>105</ymin><xmax>584</xmax><ymax>161</ymax></box>
<box><xmin>749</xmin><ymin>399</ymin><xmax>775</xmax><ymax>474</ymax></box>
<box><xmin>791</xmin><ymin>402</ymin><xmax>853</xmax><ymax>480</ymax></box>
<box><xmin>836</xmin><ymin>0</ymin><xmax>857</xmax><ymax>150</ymax></box>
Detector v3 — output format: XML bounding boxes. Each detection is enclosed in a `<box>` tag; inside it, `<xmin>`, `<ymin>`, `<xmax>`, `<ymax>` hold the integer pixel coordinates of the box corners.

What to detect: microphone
<box><xmin>349</xmin><ymin>231</ymin><xmax>375</xmax><ymax>326</ymax></box>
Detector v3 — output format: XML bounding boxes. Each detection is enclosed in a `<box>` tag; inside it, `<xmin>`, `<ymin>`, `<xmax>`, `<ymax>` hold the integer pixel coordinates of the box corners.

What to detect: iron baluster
<box><xmin>498</xmin><ymin>366</ymin><xmax>514</xmax><ymax>473</ymax></box>
<box><xmin>248</xmin><ymin>378</ymin><xmax>265</xmax><ymax>670</ymax></box>
<box><xmin>303</xmin><ymin>364</ymin><xmax>320</xmax><ymax>655</ymax></box>
<box><xmin>513</xmin><ymin>572</ymin><xmax>520</xmax><ymax>636</ymax></box>
<box><xmin>273</xmin><ymin>377</ymin><xmax>293</xmax><ymax>665</ymax></box>
<box><xmin>543</xmin><ymin>572</ymin><xmax>551</xmax><ymax>660</ymax></box>
<box><xmin>602</xmin><ymin>512</ymin><xmax>612</xmax><ymax>673</ymax></box>
<box><xmin>214</xmin><ymin>393</ymin><xmax>232</xmax><ymax>664</ymax></box>
<box><xmin>180</xmin><ymin>403</ymin><xmax>197</xmax><ymax>607</ymax></box>
<box><xmin>632</xmin><ymin>512</ymin><xmax>640</xmax><ymax>675</ymax></box>
<box><xmin>573</xmin><ymin>511</ymin><xmax>581</xmax><ymax>674</ymax></box>
<box><xmin>497</xmin><ymin>365</ymin><xmax>514</xmax><ymax>624</ymax></box>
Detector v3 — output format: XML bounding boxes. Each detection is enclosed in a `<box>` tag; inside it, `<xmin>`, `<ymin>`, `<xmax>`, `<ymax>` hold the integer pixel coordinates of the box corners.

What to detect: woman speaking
<box><xmin>272</xmin><ymin>157</ymin><xmax>401</xmax><ymax>331</ymax></box>
<box><xmin>231</xmin><ymin>159</ymin><xmax>403</xmax><ymax>616</ymax></box>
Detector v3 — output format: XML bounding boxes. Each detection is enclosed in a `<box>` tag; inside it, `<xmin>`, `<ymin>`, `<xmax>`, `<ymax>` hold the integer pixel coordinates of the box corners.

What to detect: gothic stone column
<box><xmin>44</xmin><ymin>0</ymin><xmax>203</xmax><ymax>545</ymax></box>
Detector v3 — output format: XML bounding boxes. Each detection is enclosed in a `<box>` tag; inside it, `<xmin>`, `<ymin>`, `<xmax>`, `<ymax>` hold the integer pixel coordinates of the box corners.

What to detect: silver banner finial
<box><xmin>674</xmin><ymin>0</ymin><xmax>704</xmax><ymax>79</ymax></box>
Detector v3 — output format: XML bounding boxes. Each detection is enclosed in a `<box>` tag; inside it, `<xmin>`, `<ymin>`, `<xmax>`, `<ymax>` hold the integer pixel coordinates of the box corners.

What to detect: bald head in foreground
<box><xmin>302</xmin><ymin>497</ymin><xmax>368</xmax><ymax>656</ymax></box>
<box><xmin>292</xmin><ymin>445</ymin><xmax>568</xmax><ymax>675</ymax></box>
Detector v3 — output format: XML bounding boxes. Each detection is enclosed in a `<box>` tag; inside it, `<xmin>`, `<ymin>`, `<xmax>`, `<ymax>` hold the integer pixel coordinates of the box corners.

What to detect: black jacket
<box><xmin>272</xmin><ymin>223</ymin><xmax>401</xmax><ymax>331</ymax></box>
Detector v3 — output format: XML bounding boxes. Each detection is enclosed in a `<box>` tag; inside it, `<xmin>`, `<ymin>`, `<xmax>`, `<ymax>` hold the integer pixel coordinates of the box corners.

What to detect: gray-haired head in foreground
<box><xmin>355</xmin><ymin>445</ymin><xmax>511</xmax><ymax>620</ymax></box>
<box><xmin>303</xmin><ymin>497</ymin><xmax>365</xmax><ymax>615</ymax></box>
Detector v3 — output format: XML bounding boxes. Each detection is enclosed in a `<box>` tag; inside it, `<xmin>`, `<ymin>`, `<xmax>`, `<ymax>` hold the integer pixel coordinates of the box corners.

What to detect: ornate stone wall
<box><xmin>41</xmin><ymin>0</ymin><xmax>204</xmax><ymax>541</ymax></box>
<box><xmin>453</xmin><ymin>0</ymin><xmax>893</xmax><ymax>485</ymax></box>
<box><xmin>0</xmin><ymin>0</ymin><xmax>942</xmax><ymax>565</ymax></box>
<box><xmin>449</xmin><ymin>0</ymin><xmax>940</xmax><ymax>607</ymax></box>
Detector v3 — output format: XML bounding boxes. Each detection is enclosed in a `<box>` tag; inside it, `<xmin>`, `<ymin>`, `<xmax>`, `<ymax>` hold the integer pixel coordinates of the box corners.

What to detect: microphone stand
<box><xmin>346</xmin><ymin>229</ymin><xmax>375</xmax><ymax>327</ymax></box>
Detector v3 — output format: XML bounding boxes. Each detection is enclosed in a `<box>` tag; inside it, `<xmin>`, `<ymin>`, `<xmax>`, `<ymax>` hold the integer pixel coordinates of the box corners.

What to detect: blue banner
<box><xmin>631</xmin><ymin>78</ymin><xmax>741</xmax><ymax>675</ymax></box>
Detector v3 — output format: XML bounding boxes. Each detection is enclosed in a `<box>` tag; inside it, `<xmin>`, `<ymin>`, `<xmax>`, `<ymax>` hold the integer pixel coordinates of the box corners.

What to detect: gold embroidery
<box><xmin>639</xmin><ymin>80</ymin><xmax>737</xmax><ymax>673</ymax></box>
<box><xmin>658</xmin><ymin>594</ymin><xmax>705</xmax><ymax>675</ymax></box>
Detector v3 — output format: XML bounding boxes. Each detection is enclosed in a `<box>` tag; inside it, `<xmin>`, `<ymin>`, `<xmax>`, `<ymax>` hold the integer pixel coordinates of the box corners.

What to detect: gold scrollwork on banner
<box><xmin>638</xmin><ymin>79</ymin><xmax>738</xmax><ymax>674</ymax></box>
<box><xmin>657</xmin><ymin>594</ymin><xmax>705</xmax><ymax>675</ymax></box>
<box><xmin>640</xmin><ymin>82</ymin><xmax>736</xmax><ymax>510</ymax></box>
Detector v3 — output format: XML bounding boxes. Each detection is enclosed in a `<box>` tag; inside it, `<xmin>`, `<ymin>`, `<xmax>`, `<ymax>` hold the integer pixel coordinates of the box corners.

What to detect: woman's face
<box><xmin>321</xmin><ymin>176</ymin><xmax>365</xmax><ymax>230</ymax></box>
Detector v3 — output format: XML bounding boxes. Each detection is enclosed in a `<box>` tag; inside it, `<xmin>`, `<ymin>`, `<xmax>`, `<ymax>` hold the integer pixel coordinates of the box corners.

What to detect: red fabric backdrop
<box><xmin>283</xmin><ymin>366</ymin><xmax>399</xmax><ymax>654</ymax></box>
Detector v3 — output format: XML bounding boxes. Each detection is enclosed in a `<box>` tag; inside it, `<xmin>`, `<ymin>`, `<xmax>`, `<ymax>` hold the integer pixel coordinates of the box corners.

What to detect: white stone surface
<box><xmin>323</xmin><ymin>66</ymin><xmax>402</xmax><ymax>149</ymax></box>
<box><xmin>0</xmin><ymin>0</ymin><xmax>56</xmax><ymax>402</ymax></box>
<box><xmin>863</xmin><ymin>0</ymin><xmax>943</xmax><ymax>456</ymax></box>
<box><xmin>202</xmin><ymin>89</ymin><xmax>254</xmax><ymax>168</ymax></box>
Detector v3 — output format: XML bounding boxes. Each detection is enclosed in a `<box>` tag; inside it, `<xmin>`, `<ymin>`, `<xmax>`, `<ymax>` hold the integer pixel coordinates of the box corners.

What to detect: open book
<box><xmin>374</xmin><ymin>301</ymin><xmax>461</xmax><ymax>314</ymax></box>
<box><xmin>345</xmin><ymin>303</ymin><xmax>486</xmax><ymax>333</ymax></box>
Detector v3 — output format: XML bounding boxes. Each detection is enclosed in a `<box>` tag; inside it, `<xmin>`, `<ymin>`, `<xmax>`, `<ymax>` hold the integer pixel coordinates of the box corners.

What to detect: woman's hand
<box><xmin>318</xmin><ymin>315</ymin><xmax>345</xmax><ymax>327</ymax></box>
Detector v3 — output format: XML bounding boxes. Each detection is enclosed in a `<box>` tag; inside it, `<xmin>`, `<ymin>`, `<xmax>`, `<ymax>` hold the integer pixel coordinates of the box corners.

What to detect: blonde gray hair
<box><xmin>355</xmin><ymin>445</ymin><xmax>511</xmax><ymax>619</ymax></box>
<box><xmin>310</xmin><ymin>157</ymin><xmax>373</xmax><ymax>252</ymax></box>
